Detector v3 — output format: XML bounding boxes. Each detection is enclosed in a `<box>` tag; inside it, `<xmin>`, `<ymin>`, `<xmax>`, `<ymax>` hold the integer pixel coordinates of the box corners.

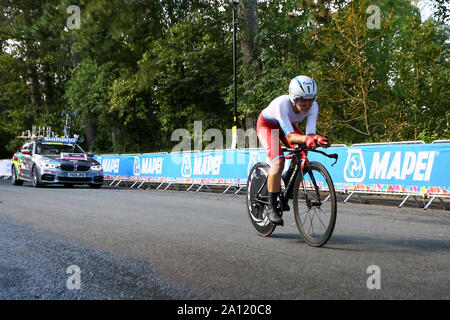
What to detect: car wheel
<box><xmin>11</xmin><ymin>165</ymin><xmax>23</xmax><ymax>186</ymax></box>
<box><xmin>32</xmin><ymin>165</ymin><xmax>42</xmax><ymax>188</ymax></box>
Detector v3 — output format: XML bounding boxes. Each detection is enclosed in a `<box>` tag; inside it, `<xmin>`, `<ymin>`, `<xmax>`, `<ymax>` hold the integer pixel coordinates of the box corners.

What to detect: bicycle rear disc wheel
<box><xmin>246</xmin><ymin>162</ymin><xmax>276</xmax><ymax>237</ymax></box>
<box><xmin>293</xmin><ymin>161</ymin><xmax>337</xmax><ymax>247</ymax></box>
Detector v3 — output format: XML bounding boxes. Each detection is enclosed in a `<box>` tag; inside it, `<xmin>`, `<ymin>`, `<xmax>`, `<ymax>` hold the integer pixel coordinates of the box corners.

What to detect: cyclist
<box><xmin>256</xmin><ymin>75</ymin><xmax>330</xmax><ymax>225</ymax></box>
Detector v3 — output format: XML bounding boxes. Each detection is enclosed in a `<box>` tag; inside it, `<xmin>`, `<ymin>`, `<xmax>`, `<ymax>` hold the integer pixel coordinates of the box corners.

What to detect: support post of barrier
<box><xmin>424</xmin><ymin>195</ymin><xmax>450</xmax><ymax>210</ymax></box>
<box><xmin>223</xmin><ymin>185</ymin><xmax>234</xmax><ymax>194</ymax></box>
<box><xmin>344</xmin><ymin>192</ymin><xmax>354</xmax><ymax>203</ymax></box>
<box><xmin>336</xmin><ymin>192</ymin><xmax>346</xmax><ymax>202</ymax></box>
<box><xmin>164</xmin><ymin>183</ymin><xmax>172</xmax><ymax>191</ymax></box>
<box><xmin>398</xmin><ymin>194</ymin><xmax>411</xmax><ymax>208</ymax></box>
<box><xmin>156</xmin><ymin>182</ymin><xmax>165</xmax><ymax>190</ymax></box>
<box><xmin>196</xmin><ymin>184</ymin><xmax>204</xmax><ymax>192</ymax></box>
<box><xmin>130</xmin><ymin>181</ymin><xmax>138</xmax><ymax>189</ymax></box>
<box><xmin>186</xmin><ymin>183</ymin><xmax>196</xmax><ymax>192</ymax></box>
<box><xmin>109</xmin><ymin>179</ymin><xmax>117</xmax><ymax>187</ymax></box>
<box><xmin>412</xmin><ymin>195</ymin><xmax>424</xmax><ymax>208</ymax></box>
<box><xmin>115</xmin><ymin>180</ymin><xmax>121</xmax><ymax>187</ymax></box>
<box><xmin>137</xmin><ymin>182</ymin><xmax>146</xmax><ymax>189</ymax></box>
<box><xmin>424</xmin><ymin>195</ymin><xmax>436</xmax><ymax>210</ymax></box>
<box><xmin>234</xmin><ymin>185</ymin><xmax>244</xmax><ymax>195</ymax></box>
<box><xmin>356</xmin><ymin>193</ymin><xmax>364</xmax><ymax>204</ymax></box>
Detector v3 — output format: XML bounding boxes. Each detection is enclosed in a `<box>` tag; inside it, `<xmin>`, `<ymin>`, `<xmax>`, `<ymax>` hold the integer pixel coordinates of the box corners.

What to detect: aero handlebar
<box><xmin>282</xmin><ymin>144</ymin><xmax>339</xmax><ymax>166</ymax></box>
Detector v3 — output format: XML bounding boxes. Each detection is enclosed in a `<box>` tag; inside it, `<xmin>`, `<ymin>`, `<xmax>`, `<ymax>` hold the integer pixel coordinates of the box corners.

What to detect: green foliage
<box><xmin>389</xmin><ymin>16</ymin><xmax>450</xmax><ymax>141</ymax></box>
<box><xmin>137</xmin><ymin>3</ymin><xmax>233</xmax><ymax>140</ymax></box>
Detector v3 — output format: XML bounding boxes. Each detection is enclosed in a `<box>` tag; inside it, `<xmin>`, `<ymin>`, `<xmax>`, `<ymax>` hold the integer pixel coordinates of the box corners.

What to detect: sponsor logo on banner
<box><xmin>344</xmin><ymin>149</ymin><xmax>366</xmax><ymax>182</ymax></box>
<box><xmin>140</xmin><ymin>157</ymin><xmax>164</xmax><ymax>175</ymax></box>
<box><xmin>101</xmin><ymin>158</ymin><xmax>120</xmax><ymax>173</ymax></box>
<box><xmin>247</xmin><ymin>151</ymin><xmax>261</xmax><ymax>175</ymax></box>
<box><xmin>181</xmin><ymin>155</ymin><xmax>192</xmax><ymax>178</ymax></box>
<box><xmin>368</xmin><ymin>151</ymin><xmax>436</xmax><ymax>181</ymax></box>
<box><xmin>133</xmin><ymin>156</ymin><xmax>141</xmax><ymax>176</ymax></box>
<box><xmin>192</xmin><ymin>155</ymin><xmax>222</xmax><ymax>176</ymax></box>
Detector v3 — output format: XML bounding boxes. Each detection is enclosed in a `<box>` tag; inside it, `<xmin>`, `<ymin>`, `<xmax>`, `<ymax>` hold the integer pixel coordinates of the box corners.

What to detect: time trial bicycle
<box><xmin>246</xmin><ymin>144</ymin><xmax>338</xmax><ymax>247</ymax></box>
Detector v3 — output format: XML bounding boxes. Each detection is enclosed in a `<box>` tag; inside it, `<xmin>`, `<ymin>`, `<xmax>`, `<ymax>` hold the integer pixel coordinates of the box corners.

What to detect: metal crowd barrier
<box><xmin>100</xmin><ymin>139</ymin><xmax>450</xmax><ymax>209</ymax></box>
<box><xmin>343</xmin><ymin>140</ymin><xmax>447</xmax><ymax>209</ymax></box>
<box><xmin>2</xmin><ymin>139</ymin><xmax>449</xmax><ymax>210</ymax></box>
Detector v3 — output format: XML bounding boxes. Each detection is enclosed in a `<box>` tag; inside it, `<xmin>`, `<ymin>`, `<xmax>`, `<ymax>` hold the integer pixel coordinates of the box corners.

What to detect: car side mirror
<box><xmin>21</xmin><ymin>150</ymin><xmax>31</xmax><ymax>155</ymax></box>
<box><xmin>88</xmin><ymin>153</ymin><xmax>94</xmax><ymax>158</ymax></box>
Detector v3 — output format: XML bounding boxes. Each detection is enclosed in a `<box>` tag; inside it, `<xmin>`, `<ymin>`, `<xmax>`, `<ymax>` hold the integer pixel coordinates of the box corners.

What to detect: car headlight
<box><xmin>90</xmin><ymin>165</ymin><xmax>102</xmax><ymax>171</ymax></box>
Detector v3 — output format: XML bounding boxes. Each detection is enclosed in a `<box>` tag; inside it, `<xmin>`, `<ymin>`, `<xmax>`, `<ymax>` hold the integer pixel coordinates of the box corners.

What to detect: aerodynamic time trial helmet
<box><xmin>289</xmin><ymin>75</ymin><xmax>317</xmax><ymax>103</ymax></box>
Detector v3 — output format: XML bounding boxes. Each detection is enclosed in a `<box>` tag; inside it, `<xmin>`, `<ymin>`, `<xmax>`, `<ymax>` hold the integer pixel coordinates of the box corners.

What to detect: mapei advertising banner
<box><xmin>96</xmin><ymin>143</ymin><xmax>450</xmax><ymax>195</ymax></box>
<box><xmin>307</xmin><ymin>143</ymin><xmax>450</xmax><ymax>195</ymax></box>
<box><xmin>95</xmin><ymin>150</ymin><xmax>268</xmax><ymax>185</ymax></box>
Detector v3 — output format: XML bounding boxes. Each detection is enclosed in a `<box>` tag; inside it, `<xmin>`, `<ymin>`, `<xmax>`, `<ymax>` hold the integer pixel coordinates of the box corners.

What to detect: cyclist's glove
<box><xmin>315</xmin><ymin>135</ymin><xmax>331</xmax><ymax>148</ymax></box>
<box><xmin>305</xmin><ymin>135</ymin><xmax>316</xmax><ymax>150</ymax></box>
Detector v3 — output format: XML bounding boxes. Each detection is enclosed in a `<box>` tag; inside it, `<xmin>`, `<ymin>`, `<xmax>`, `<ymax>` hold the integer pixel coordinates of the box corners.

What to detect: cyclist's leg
<box><xmin>256</xmin><ymin>114</ymin><xmax>284</xmax><ymax>225</ymax></box>
<box><xmin>267</xmin><ymin>158</ymin><xmax>284</xmax><ymax>225</ymax></box>
<box><xmin>257</xmin><ymin>114</ymin><xmax>285</xmax><ymax>192</ymax></box>
<box><xmin>267</xmin><ymin>157</ymin><xmax>284</xmax><ymax>192</ymax></box>
<box><xmin>280</xmin><ymin>123</ymin><xmax>303</xmax><ymax>183</ymax></box>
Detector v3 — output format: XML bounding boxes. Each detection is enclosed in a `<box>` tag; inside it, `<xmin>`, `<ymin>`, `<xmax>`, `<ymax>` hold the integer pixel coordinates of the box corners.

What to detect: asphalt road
<box><xmin>0</xmin><ymin>180</ymin><xmax>449</xmax><ymax>300</ymax></box>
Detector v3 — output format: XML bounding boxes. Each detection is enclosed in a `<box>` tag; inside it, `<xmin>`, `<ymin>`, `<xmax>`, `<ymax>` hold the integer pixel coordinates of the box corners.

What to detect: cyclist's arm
<box><xmin>285</xmin><ymin>132</ymin><xmax>315</xmax><ymax>145</ymax></box>
<box><xmin>305</xmin><ymin>102</ymin><xmax>318</xmax><ymax>135</ymax></box>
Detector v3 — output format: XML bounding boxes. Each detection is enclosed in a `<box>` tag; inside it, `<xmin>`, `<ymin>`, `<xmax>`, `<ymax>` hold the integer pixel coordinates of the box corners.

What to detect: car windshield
<box><xmin>35</xmin><ymin>143</ymin><xmax>85</xmax><ymax>155</ymax></box>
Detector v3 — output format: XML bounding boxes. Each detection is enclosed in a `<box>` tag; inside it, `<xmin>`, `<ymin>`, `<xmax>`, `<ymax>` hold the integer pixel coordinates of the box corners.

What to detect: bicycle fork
<box><xmin>286</xmin><ymin>159</ymin><xmax>322</xmax><ymax>210</ymax></box>
<box><xmin>300</xmin><ymin>167</ymin><xmax>323</xmax><ymax>209</ymax></box>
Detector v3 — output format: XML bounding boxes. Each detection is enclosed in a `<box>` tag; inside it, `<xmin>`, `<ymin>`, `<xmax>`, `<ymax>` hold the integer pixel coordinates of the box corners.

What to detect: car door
<box><xmin>20</xmin><ymin>141</ymin><xmax>33</xmax><ymax>178</ymax></box>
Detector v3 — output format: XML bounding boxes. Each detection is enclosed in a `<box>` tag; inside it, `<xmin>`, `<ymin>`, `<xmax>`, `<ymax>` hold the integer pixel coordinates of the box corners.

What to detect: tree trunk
<box><xmin>238</xmin><ymin>0</ymin><xmax>260</xmax><ymax>147</ymax></box>
<box><xmin>28</xmin><ymin>65</ymin><xmax>40</xmax><ymax>108</ymax></box>
<box><xmin>42</xmin><ymin>62</ymin><xmax>54</xmax><ymax>111</ymax></box>
<box><xmin>111</xmin><ymin>124</ymin><xmax>124</xmax><ymax>154</ymax></box>
<box><xmin>238</xmin><ymin>0</ymin><xmax>260</xmax><ymax>67</ymax></box>
<box><xmin>85</xmin><ymin>113</ymin><xmax>97</xmax><ymax>151</ymax></box>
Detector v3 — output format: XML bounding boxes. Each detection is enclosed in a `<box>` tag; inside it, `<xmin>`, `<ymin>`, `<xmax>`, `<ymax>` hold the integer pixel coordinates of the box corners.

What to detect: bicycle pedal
<box><xmin>276</xmin><ymin>205</ymin><xmax>285</xmax><ymax>215</ymax></box>
<box><xmin>270</xmin><ymin>217</ymin><xmax>284</xmax><ymax>226</ymax></box>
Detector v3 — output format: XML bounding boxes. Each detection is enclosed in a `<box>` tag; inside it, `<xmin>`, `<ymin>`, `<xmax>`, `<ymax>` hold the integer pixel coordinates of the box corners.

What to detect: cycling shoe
<box><xmin>267</xmin><ymin>206</ymin><xmax>284</xmax><ymax>226</ymax></box>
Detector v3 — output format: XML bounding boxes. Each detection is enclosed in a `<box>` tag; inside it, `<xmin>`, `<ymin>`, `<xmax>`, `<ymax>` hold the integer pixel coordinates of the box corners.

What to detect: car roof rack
<box><xmin>16</xmin><ymin>126</ymin><xmax>83</xmax><ymax>143</ymax></box>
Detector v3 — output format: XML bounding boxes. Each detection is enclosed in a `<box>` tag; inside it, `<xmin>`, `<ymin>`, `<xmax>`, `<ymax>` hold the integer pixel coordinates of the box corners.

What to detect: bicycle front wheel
<box><xmin>293</xmin><ymin>161</ymin><xmax>337</xmax><ymax>247</ymax></box>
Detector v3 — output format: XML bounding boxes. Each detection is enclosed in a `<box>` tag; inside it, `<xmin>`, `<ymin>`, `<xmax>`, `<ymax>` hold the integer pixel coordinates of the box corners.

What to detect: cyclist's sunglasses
<box><xmin>294</xmin><ymin>97</ymin><xmax>315</xmax><ymax>103</ymax></box>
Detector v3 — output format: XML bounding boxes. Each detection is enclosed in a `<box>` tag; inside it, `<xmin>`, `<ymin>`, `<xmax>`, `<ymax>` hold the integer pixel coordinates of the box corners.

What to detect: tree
<box><xmin>0</xmin><ymin>51</ymin><xmax>30</xmax><ymax>157</ymax></box>
<box><xmin>391</xmin><ymin>16</ymin><xmax>450</xmax><ymax>141</ymax></box>
<box><xmin>137</xmin><ymin>2</ymin><xmax>233</xmax><ymax>149</ymax></box>
<box><xmin>310</xmin><ymin>0</ymin><xmax>389</xmax><ymax>142</ymax></box>
<box><xmin>0</xmin><ymin>0</ymin><xmax>82</xmax><ymax>158</ymax></box>
<box><xmin>64</xmin><ymin>60</ymin><xmax>114</xmax><ymax>152</ymax></box>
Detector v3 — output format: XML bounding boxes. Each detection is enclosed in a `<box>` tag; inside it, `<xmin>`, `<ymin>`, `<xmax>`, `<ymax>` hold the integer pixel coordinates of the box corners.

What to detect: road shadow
<box><xmin>270</xmin><ymin>232</ymin><xmax>450</xmax><ymax>253</ymax></box>
<box><xmin>15</xmin><ymin>182</ymin><xmax>93</xmax><ymax>189</ymax></box>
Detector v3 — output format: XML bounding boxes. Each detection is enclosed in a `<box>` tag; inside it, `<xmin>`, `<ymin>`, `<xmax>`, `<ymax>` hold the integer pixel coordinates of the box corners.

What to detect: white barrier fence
<box><xmin>0</xmin><ymin>159</ymin><xmax>11</xmax><ymax>178</ymax></box>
